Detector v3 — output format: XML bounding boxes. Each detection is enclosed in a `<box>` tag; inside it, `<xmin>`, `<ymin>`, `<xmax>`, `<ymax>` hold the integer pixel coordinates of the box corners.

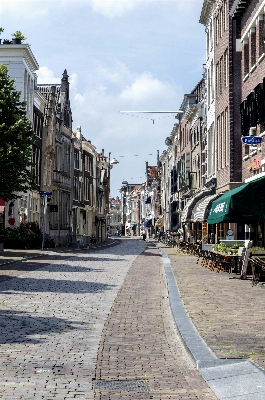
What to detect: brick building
<box><xmin>230</xmin><ymin>0</ymin><xmax>265</xmax><ymax>244</ymax></box>
<box><xmin>215</xmin><ymin>0</ymin><xmax>242</xmax><ymax>193</ymax></box>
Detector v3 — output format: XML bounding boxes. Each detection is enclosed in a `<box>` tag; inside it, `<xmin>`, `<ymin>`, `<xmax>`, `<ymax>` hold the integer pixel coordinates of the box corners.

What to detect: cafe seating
<box><xmin>249</xmin><ymin>256</ymin><xmax>265</xmax><ymax>285</ymax></box>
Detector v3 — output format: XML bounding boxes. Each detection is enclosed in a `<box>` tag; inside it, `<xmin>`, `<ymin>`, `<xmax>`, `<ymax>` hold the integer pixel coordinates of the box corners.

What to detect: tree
<box><xmin>0</xmin><ymin>64</ymin><xmax>36</xmax><ymax>201</ymax></box>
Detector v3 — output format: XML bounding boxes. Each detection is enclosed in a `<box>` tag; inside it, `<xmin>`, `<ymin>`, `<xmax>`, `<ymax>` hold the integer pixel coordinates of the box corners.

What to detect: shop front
<box><xmin>180</xmin><ymin>188</ymin><xmax>218</xmax><ymax>242</ymax></box>
<box><xmin>207</xmin><ymin>176</ymin><xmax>265</xmax><ymax>245</ymax></box>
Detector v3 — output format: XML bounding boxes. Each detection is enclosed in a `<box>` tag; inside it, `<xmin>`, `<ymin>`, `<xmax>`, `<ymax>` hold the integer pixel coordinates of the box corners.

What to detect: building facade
<box><xmin>0</xmin><ymin>43</ymin><xmax>41</xmax><ymax>228</ymax></box>
<box><xmin>38</xmin><ymin>70</ymin><xmax>73</xmax><ymax>246</ymax></box>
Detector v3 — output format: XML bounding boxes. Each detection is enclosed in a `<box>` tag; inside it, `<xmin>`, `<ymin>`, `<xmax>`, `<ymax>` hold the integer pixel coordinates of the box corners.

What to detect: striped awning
<box><xmin>191</xmin><ymin>193</ymin><xmax>223</xmax><ymax>222</ymax></box>
<box><xmin>181</xmin><ymin>189</ymin><xmax>214</xmax><ymax>223</ymax></box>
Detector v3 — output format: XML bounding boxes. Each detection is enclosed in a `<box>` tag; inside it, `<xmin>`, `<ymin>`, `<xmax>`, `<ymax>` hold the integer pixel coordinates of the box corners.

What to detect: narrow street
<box><xmin>0</xmin><ymin>239</ymin><xmax>217</xmax><ymax>399</ymax></box>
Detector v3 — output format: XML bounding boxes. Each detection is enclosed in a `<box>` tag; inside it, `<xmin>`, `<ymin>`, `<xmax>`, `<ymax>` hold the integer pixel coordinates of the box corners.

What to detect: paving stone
<box><xmin>94</xmin><ymin>242</ymin><xmax>218</xmax><ymax>400</ymax></box>
<box><xmin>0</xmin><ymin>239</ymin><xmax>146</xmax><ymax>399</ymax></box>
<box><xmin>162</xmin><ymin>244</ymin><xmax>265</xmax><ymax>370</ymax></box>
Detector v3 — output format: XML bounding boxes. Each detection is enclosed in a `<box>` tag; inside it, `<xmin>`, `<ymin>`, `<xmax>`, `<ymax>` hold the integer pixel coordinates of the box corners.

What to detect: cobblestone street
<box><xmin>0</xmin><ymin>239</ymin><xmax>217</xmax><ymax>399</ymax></box>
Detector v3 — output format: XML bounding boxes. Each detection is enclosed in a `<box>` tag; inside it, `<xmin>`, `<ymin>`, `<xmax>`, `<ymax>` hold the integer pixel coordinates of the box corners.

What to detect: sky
<box><xmin>0</xmin><ymin>0</ymin><xmax>206</xmax><ymax>198</ymax></box>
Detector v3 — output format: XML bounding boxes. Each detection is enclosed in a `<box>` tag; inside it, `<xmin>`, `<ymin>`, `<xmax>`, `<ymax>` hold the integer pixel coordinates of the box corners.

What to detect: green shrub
<box><xmin>2</xmin><ymin>222</ymin><xmax>42</xmax><ymax>249</ymax></box>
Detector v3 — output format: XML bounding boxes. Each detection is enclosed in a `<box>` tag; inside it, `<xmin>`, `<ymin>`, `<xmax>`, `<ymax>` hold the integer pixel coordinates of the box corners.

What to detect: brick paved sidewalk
<box><xmin>94</xmin><ymin>243</ymin><xmax>218</xmax><ymax>399</ymax></box>
<box><xmin>161</xmin><ymin>244</ymin><xmax>265</xmax><ymax>371</ymax></box>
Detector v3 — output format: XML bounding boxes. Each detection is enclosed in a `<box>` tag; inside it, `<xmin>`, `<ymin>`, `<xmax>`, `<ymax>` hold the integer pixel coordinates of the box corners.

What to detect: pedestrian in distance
<box><xmin>141</xmin><ymin>230</ymin><xmax>146</xmax><ymax>241</ymax></box>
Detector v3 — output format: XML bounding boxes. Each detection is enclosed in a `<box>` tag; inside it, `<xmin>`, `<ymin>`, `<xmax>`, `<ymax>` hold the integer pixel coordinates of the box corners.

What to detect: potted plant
<box><xmin>11</xmin><ymin>31</ymin><xmax>26</xmax><ymax>44</ymax></box>
<box><xmin>0</xmin><ymin>27</ymin><xmax>3</xmax><ymax>44</ymax></box>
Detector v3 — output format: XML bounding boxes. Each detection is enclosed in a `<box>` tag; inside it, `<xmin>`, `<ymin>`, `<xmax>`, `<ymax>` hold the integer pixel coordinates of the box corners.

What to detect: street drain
<box><xmin>93</xmin><ymin>379</ymin><xmax>150</xmax><ymax>392</ymax></box>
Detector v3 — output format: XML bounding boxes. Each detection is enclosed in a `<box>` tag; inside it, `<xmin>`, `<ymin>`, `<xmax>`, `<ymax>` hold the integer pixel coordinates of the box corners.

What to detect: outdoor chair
<box><xmin>240</xmin><ymin>241</ymin><xmax>253</xmax><ymax>279</ymax></box>
<box><xmin>250</xmin><ymin>257</ymin><xmax>265</xmax><ymax>286</ymax></box>
<box><xmin>216</xmin><ymin>253</ymin><xmax>233</xmax><ymax>274</ymax></box>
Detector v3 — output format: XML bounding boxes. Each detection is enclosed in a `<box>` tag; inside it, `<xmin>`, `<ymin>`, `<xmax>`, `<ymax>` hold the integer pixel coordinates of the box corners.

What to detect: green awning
<box><xmin>207</xmin><ymin>176</ymin><xmax>265</xmax><ymax>224</ymax></box>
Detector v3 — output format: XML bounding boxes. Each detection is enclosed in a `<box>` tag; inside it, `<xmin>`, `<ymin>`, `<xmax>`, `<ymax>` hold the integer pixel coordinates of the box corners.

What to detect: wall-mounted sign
<box><xmin>241</xmin><ymin>136</ymin><xmax>262</xmax><ymax>145</ymax></box>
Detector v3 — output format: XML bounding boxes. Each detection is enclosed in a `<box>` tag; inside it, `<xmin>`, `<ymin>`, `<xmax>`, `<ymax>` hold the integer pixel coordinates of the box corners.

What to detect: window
<box><xmin>208</xmin><ymin>123</ymin><xmax>215</xmax><ymax>176</ymax></box>
<box><xmin>224</xmin><ymin>49</ymin><xmax>228</xmax><ymax>87</ymax></box>
<box><xmin>220</xmin><ymin>7</ymin><xmax>223</xmax><ymax>38</ymax></box>
<box><xmin>217</xmin><ymin>116</ymin><xmax>220</xmax><ymax>170</ymax></box>
<box><xmin>73</xmin><ymin>176</ymin><xmax>79</xmax><ymax>200</ymax></box>
<box><xmin>225</xmin><ymin>108</ymin><xmax>229</xmax><ymax>166</ymax></box>
<box><xmin>224</xmin><ymin>1</ymin><xmax>227</xmax><ymax>31</ymax></box>
<box><xmin>74</xmin><ymin>151</ymin><xmax>79</xmax><ymax>169</ymax></box>
<box><xmin>243</xmin><ymin>39</ymin><xmax>249</xmax><ymax>75</ymax></box>
<box><xmin>221</xmin><ymin>112</ymin><xmax>225</xmax><ymax>168</ymax></box>
<box><xmin>220</xmin><ymin>56</ymin><xmax>223</xmax><ymax>94</ymax></box>
<box><xmin>250</xmin><ymin>27</ymin><xmax>256</xmax><ymax>67</ymax></box>
<box><xmin>260</xmin><ymin>16</ymin><xmax>265</xmax><ymax>56</ymax></box>
<box><xmin>207</xmin><ymin>30</ymin><xmax>209</xmax><ymax>57</ymax></box>
<box><xmin>207</xmin><ymin>68</ymin><xmax>211</xmax><ymax>107</ymax></box>
<box><xmin>215</xmin><ymin>16</ymin><xmax>219</xmax><ymax>45</ymax></box>
<box><xmin>216</xmin><ymin>62</ymin><xmax>219</xmax><ymax>96</ymax></box>
<box><xmin>209</xmin><ymin>21</ymin><xmax>213</xmax><ymax>49</ymax></box>
<box><xmin>211</xmin><ymin>60</ymin><xmax>215</xmax><ymax>100</ymax></box>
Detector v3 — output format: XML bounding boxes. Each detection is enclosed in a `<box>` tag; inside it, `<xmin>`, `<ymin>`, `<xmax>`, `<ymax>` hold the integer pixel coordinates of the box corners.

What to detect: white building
<box><xmin>200</xmin><ymin>0</ymin><xmax>217</xmax><ymax>181</ymax></box>
<box><xmin>0</xmin><ymin>43</ymin><xmax>41</xmax><ymax>228</ymax></box>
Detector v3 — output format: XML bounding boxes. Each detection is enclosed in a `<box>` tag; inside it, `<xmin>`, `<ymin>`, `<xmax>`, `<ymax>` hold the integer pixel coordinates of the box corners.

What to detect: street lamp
<box><xmin>110</xmin><ymin>158</ymin><xmax>119</xmax><ymax>165</ymax></box>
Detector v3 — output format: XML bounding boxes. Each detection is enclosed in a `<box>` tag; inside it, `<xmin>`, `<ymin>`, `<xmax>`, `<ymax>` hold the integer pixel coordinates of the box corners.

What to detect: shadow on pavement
<box><xmin>0</xmin><ymin>276</ymin><xmax>115</xmax><ymax>294</ymax></box>
<box><xmin>0</xmin><ymin>309</ymin><xmax>86</xmax><ymax>344</ymax></box>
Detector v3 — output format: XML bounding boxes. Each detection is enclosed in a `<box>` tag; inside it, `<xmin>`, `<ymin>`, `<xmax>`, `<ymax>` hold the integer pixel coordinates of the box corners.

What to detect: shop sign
<box><xmin>241</xmin><ymin>136</ymin><xmax>262</xmax><ymax>145</ymax></box>
<box><xmin>253</xmin><ymin>156</ymin><xmax>262</xmax><ymax>170</ymax></box>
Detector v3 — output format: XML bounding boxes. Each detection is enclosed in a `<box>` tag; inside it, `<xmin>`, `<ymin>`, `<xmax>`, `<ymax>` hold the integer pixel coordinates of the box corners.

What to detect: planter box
<box><xmin>12</xmin><ymin>38</ymin><xmax>22</xmax><ymax>44</ymax></box>
<box><xmin>202</xmin><ymin>243</ymin><xmax>213</xmax><ymax>251</ymax></box>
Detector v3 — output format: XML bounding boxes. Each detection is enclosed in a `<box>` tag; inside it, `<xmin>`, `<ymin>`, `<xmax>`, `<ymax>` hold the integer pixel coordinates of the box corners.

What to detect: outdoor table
<box><xmin>210</xmin><ymin>250</ymin><xmax>240</xmax><ymax>274</ymax></box>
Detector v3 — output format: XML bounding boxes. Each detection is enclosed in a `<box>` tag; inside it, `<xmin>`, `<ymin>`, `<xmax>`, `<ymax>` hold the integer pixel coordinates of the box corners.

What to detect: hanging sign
<box><xmin>241</xmin><ymin>136</ymin><xmax>262</xmax><ymax>145</ymax></box>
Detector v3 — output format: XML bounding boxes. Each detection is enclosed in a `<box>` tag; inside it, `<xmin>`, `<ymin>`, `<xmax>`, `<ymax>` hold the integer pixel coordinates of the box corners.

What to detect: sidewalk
<box><xmin>160</xmin><ymin>243</ymin><xmax>265</xmax><ymax>371</ymax></box>
<box><xmin>94</xmin><ymin>242</ymin><xmax>218</xmax><ymax>399</ymax></box>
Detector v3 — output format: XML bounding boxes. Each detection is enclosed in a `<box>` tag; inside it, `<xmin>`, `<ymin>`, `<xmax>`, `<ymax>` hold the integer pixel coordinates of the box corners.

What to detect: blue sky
<box><xmin>1</xmin><ymin>0</ymin><xmax>206</xmax><ymax>197</ymax></box>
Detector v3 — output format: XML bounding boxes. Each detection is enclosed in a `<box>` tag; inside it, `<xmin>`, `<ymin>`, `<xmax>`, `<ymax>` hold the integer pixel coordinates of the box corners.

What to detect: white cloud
<box><xmin>120</xmin><ymin>72</ymin><xmax>176</xmax><ymax>106</ymax></box>
<box><xmin>69</xmin><ymin>72</ymin><xmax>78</xmax><ymax>91</ymax></box>
<box><xmin>1</xmin><ymin>0</ymin><xmax>48</xmax><ymax>19</ymax></box>
<box><xmin>36</xmin><ymin>66</ymin><xmax>61</xmax><ymax>84</ymax></box>
<box><xmin>88</xmin><ymin>0</ymin><xmax>136</xmax><ymax>18</ymax></box>
<box><xmin>35</xmin><ymin>63</ymin><xmax>183</xmax><ymax>196</ymax></box>
<box><xmin>67</xmin><ymin>62</ymin><xmax>182</xmax><ymax>142</ymax></box>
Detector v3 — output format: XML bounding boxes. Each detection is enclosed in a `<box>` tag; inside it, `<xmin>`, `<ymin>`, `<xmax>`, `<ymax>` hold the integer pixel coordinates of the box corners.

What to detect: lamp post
<box><xmin>39</xmin><ymin>190</ymin><xmax>52</xmax><ymax>250</ymax></box>
<box><xmin>120</xmin><ymin>180</ymin><xmax>128</xmax><ymax>236</ymax></box>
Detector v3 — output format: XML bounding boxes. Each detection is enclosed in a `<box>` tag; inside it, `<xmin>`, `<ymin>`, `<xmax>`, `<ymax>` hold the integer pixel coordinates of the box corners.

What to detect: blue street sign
<box><xmin>241</xmin><ymin>136</ymin><xmax>263</xmax><ymax>145</ymax></box>
<box><xmin>38</xmin><ymin>191</ymin><xmax>52</xmax><ymax>196</ymax></box>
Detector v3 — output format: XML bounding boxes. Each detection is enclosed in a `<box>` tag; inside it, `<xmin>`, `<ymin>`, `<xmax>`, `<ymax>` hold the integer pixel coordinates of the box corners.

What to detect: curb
<box><xmin>157</xmin><ymin>244</ymin><xmax>265</xmax><ymax>400</ymax></box>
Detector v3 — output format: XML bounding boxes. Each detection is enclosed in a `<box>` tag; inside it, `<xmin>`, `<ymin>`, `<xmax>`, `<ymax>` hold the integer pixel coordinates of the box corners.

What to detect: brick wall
<box><xmin>215</xmin><ymin>0</ymin><xmax>242</xmax><ymax>191</ymax></box>
<box><xmin>239</xmin><ymin>0</ymin><xmax>265</xmax><ymax>182</ymax></box>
